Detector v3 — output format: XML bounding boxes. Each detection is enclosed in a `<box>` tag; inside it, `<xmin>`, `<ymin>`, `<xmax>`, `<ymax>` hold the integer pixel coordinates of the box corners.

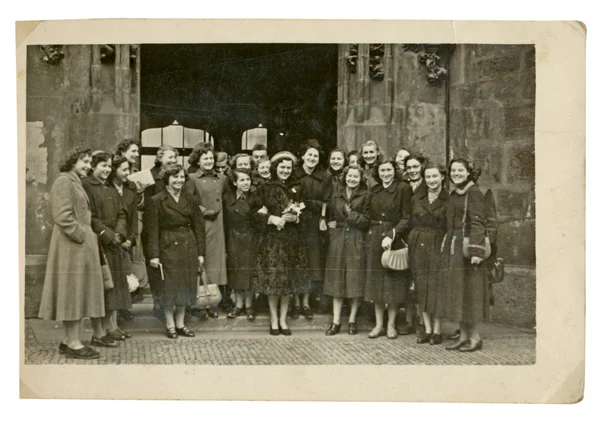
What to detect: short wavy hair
<box><xmin>270</xmin><ymin>154</ymin><xmax>296</xmax><ymax>180</ymax></box>
<box><xmin>372</xmin><ymin>158</ymin><xmax>399</xmax><ymax>185</ymax></box>
<box><xmin>187</xmin><ymin>142</ymin><xmax>213</xmax><ymax>167</ymax></box>
<box><xmin>58</xmin><ymin>146</ymin><xmax>92</xmax><ymax>172</ymax></box>
<box><xmin>154</xmin><ymin>145</ymin><xmax>179</xmax><ymax>166</ymax></box>
<box><xmin>90</xmin><ymin>151</ymin><xmax>112</xmax><ymax>169</ymax></box>
<box><xmin>115</xmin><ymin>139</ymin><xmax>140</xmax><ymax>157</ymax></box>
<box><xmin>107</xmin><ymin>154</ymin><xmax>130</xmax><ymax>184</ymax></box>
<box><xmin>358</xmin><ymin>140</ymin><xmax>384</xmax><ymax>168</ymax></box>
<box><xmin>424</xmin><ymin>162</ymin><xmax>448</xmax><ymax>189</ymax></box>
<box><xmin>403</xmin><ymin>153</ymin><xmax>427</xmax><ymax>178</ymax></box>
<box><xmin>340</xmin><ymin>164</ymin><xmax>366</xmax><ymax>188</ymax></box>
<box><xmin>449</xmin><ymin>158</ymin><xmax>481</xmax><ymax>183</ymax></box>
<box><xmin>327</xmin><ymin>148</ymin><xmax>347</xmax><ymax>169</ymax></box>
<box><xmin>228</xmin><ymin>167</ymin><xmax>252</xmax><ymax>187</ymax></box>
<box><xmin>229</xmin><ymin>153</ymin><xmax>252</xmax><ymax>170</ymax></box>
<box><xmin>160</xmin><ymin>163</ymin><xmax>188</xmax><ymax>187</ymax></box>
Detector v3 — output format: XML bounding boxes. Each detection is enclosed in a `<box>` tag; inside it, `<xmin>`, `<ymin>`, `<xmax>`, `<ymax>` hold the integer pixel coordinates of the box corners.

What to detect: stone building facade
<box><xmin>25</xmin><ymin>44</ymin><xmax>536</xmax><ymax>327</ymax></box>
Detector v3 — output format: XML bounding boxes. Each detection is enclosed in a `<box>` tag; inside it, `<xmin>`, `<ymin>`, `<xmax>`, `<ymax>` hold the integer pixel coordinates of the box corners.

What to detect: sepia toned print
<box><xmin>18</xmin><ymin>20</ymin><xmax>584</xmax><ymax>403</ymax></box>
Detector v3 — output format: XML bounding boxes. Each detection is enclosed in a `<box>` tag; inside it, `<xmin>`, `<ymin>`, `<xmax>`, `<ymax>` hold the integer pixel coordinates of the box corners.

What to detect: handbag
<box><xmin>196</xmin><ymin>267</ymin><xmax>222</xmax><ymax>309</ymax></box>
<box><xmin>99</xmin><ymin>245</ymin><xmax>114</xmax><ymax>290</ymax></box>
<box><xmin>461</xmin><ymin>192</ymin><xmax>492</xmax><ymax>259</ymax></box>
<box><xmin>381</xmin><ymin>238</ymin><xmax>409</xmax><ymax>271</ymax></box>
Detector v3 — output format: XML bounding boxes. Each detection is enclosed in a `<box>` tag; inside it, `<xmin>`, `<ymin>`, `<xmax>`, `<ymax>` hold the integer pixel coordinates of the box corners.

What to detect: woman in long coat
<box><xmin>440</xmin><ymin>159</ymin><xmax>489</xmax><ymax>352</ymax></box>
<box><xmin>38</xmin><ymin>148</ymin><xmax>104</xmax><ymax>359</ymax></box>
<box><xmin>289</xmin><ymin>143</ymin><xmax>332</xmax><ymax>319</ymax></box>
<box><xmin>323</xmin><ymin>165</ymin><xmax>370</xmax><ymax>336</ymax></box>
<box><xmin>326</xmin><ymin>148</ymin><xmax>347</xmax><ymax>194</ymax></box>
<box><xmin>408</xmin><ymin>163</ymin><xmax>448</xmax><ymax>345</ymax></box>
<box><xmin>83</xmin><ymin>151</ymin><xmax>132</xmax><ymax>346</ymax></box>
<box><xmin>359</xmin><ymin>140</ymin><xmax>384</xmax><ymax>189</ymax></box>
<box><xmin>184</xmin><ymin>143</ymin><xmax>230</xmax><ymax>315</ymax></box>
<box><xmin>223</xmin><ymin>168</ymin><xmax>266</xmax><ymax>320</ymax></box>
<box><xmin>145</xmin><ymin>164</ymin><xmax>206</xmax><ymax>338</ymax></box>
<box><xmin>253</xmin><ymin>153</ymin><xmax>311</xmax><ymax>336</ymax></box>
<box><xmin>364</xmin><ymin>158</ymin><xmax>413</xmax><ymax>339</ymax></box>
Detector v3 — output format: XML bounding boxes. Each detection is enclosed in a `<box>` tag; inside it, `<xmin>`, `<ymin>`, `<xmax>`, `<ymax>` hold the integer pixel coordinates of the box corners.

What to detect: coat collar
<box><xmin>334</xmin><ymin>184</ymin><xmax>368</xmax><ymax>201</ymax></box>
<box><xmin>427</xmin><ymin>189</ymin><xmax>449</xmax><ymax>212</ymax></box>
<box><xmin>371</xmin><ymin>178</ymin><xmax>399</xmax><ymax>194</ymax></box>
<box><xmin>156</xmin><ymin>188</ymin><xmax>189</xmax><ymax>214</ymax></box>
<box><xmin>195</xmin><ymin>168</ymin><xmax>218</xmax><ymax>179</ymax></box>
<box><xmin>83</xmin><ymin>175</ymin><xmax>106</xmax><ymax>187</ymax></box>
<box><xmin>450</xmin><ymin>181</ymin><xmax>475</xmax><ymax>195</ymax></box>
<box><xmin>224</xmin><ymin>189</ymin><xmax>249</xmax><ymax>207</ymax></box>
<box><xmin>65</xmin><ymin>171</ymin><xmax>90</xmax><ymax>205</ymax></box>
<box><xmin>294</xmin><ymin>165</ymin><xmax>325</xmax><ymax>181</ymax></box>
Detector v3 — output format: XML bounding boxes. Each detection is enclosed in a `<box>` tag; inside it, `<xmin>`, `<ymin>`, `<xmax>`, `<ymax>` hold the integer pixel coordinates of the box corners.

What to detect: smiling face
<box><xmin>160</xmin><ymin>150</ymin><xmax>178</xmax><ymax>167</ymax></box>
<box><xmin>406</xmin><ymin>158</ymin><xmax>423</xmax><ymax>182</ymax></box>
<box><xmin>257</xmin><ymin>160</ymin><xmax>271</xmax><ymax>179</ymax></box>
<box><xmin>124</xmin><ymin>144</ymin><xmax>139</xmax><ymax>164</ymax></box>
<box><xmin>302</xmin><ymin>147</ymin><xmax>320</xmax><ymax>170</ymax></box>
<box><xmin>168</xmin><ymin>170</ymin><xmax>186</xmax><ymax>191</ymax></box>
<box><xmin>93</xmin><ymin>158</ymin><xmax>112</xmax><ymax>182</ymax></box>
<box><xmin>362</xmin><ymin>145</ymin><xmax>378</xmax><ymax>165</ymax></box>
<box><xmin>378</xmin><ymin>162</ymin><xmax>395</xmax><ymax>185</ymax></box>
<box><xmin>252</xmin><ymin>150</ymin><xmax>268</xmax><ymax>164</ymax></box>
<box><xmin>234</xmin><ymin>172</ymin><xmax>252</xmax><ymax>193</ymax></box>
<box><xmin>329</xmin><ymin>151</ymin><xmax>345</xmax><ymax>171</ymax></box>
<box><xmin>73</xmin><ymin>154</ymin><xmax>92</xmax><ymax>178</ymax></box>
<box><xmin>348</xmin><ymin>153</ymin><xmax>359</xmax><ymax>167</ymax></box>
<box><xmin>115</xmin><ymin>161</ymin><xmax>131</xmax><ymax>183</ymax></box>
<box><xmin>345</xmin><ymin>168</ymin><xmax>361</xmax><ymax>189</ymax></box>
<box><xmin>276</xmin><ymin>159</ymin><xmax>293</xmax><ymax>181</ymax></box>
<box><xmin>395</xmin><ymin>149</ymin><xmax>410</xmax><ymax>172</ymax></box>
<box><xmin>199</xmin><ymin>151</ymin><xmax>215</xmax><ymax>171</ymax></box>
<box><xmin>450</xmin><ymin>161</ymin><xmax>470</xmax><ymax>185</ymax></box>
<box><xmin>236</xmin><ymin>156</ymin><xmax>251</xmax><ymax>170</ymax></box>
<box><xmin>424</xmin><ymin>167</ymin><xmax>444</xmax><ymax>191</ymax></box>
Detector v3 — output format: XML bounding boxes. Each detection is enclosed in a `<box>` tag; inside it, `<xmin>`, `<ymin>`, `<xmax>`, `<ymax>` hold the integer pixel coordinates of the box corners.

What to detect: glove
<box><xmin>203</xmin><ymin>210</ymin><xmax>220</xmax><ymax>221</ymax></box>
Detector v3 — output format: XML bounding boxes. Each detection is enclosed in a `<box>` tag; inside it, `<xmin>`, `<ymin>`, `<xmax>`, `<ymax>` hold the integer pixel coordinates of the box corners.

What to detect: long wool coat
<box><xmin>145</xmin><ymin>189</ymin><xmax>206</xmax><ymax>307</ymax></box>
<box><xmin>38</xmin><ymin>171</ymin><xmax>105</xmax><ymax>321</ymax></box>
<box><xmin>438</xmin><ymin>182</ymin><xmax>489</xmax><ymax>324</ymax></box>
<box><xmin>252</xmin><ymin>179</ymin><xmax>311</xmax><ymax>295</ymax></box>
<box><xmin>323</xmin><ymin>185</ymin><xmax>370</xmax><ymax>299</ymax></box>
<box><xmin>113</xmin><ymin>180</ymin><xmax>139</xmax><ymax>247</ymax></box>
<box><xmin>290</xmin><ymin>166</ymin><xmax>333</xmax><ymax>282</ymax></box>
<box><xmin>364</xmin><ymin>179</ymin><xmax>413</xmax><ymax>304</ymax></box>
<box><xmin>407</xmin><ymin>188</ymin><xmax>449</xmax><ymax>315</ymax></box>
<box><xmin>223</xmin><ymin>189</ymin><xmax>265</xmax><ymax>290</ymax></box>
<box><xmin>83</xmin><ymin>176</ymin><xmax>132</xmax><ymax>312</ymax></box>
<box><xmin>185</xmin><ymin>170</ymin><xmax>228</xmax><ymax>286</ymax></box>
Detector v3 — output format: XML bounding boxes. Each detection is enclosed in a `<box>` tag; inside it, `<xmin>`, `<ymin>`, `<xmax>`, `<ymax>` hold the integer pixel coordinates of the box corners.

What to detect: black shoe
<box><xmin>325</xmin><ymin>323</ymin><xmax>341</xmax><ymax>336</ymax></box>
<box><xmin>429</xmin><ymin>333</ymin><xmax>443</xmax><ymax>345</ymax></box>
<box><xmin>175</xmin><ymin>326</ymin><xmax>195</xmax><ymax>337</ymax></box>
<box><xmin>116</xmin><ymin>328</ymin><xmax>132</xmax><ymax>339</ymax></box>
<box><xmin>449</xmin><ymin>329</ymin><xmax>461</xmax><ymax>340</ymax></box>
<box><xmin>417</xmin><ymin>333</ymin><xmax>431</xmax><ymax>344</ymax></box>
<box><xmin>246</xmin><ymin>307</ymin><xmax>256</xmax><ymax>321</ymax></box>
<box><xmin>166</xmin><ymin>327</ymin><xmax>178</xmax><ymax>339</ymax></box>
<box><xmin>63</xmin><ymin>345</ymin><xmax>100</xmax><ymax>359</ymax></box>
<box><xmin>445</xmin><ymin>339</ymin><xmax>470</xmax><ymax>351</ymax></box>
<box><xmin>289</xmin><ymin>306</ymin><xmax>300</xmax><ymax>319</ymax></box>
<box><xmin>106</xmin><ymin>329</ymin><xmax>126</xmax><ymax>341</ymax></box>
<box><xmin>58</xmin><ymin>342</ymin><xmax>67</xmax><ymax>354</ymax></box>
<box><xmin>270</xmin><ymin>325</ymin><xmax>280</xmax><ymax>336</ymax></box>
<box><xmin>279</xmin><ymin>327</ymin><xmax>292</xmax><ymax>336</ymax></box>
<box><xmin>91</xmin><ymin>335</ymin><xmax>120</xmax><ymax>348</ymax></box>
<box><xmin>301</xmin><ymin>306</ymin><xmax>313</xmax><ymax>320</ymax></box>
<box><xmin>204</xmin><ymin>308</ymin><xmax>219</xmax><ymax>319</ymax></box>
<box><xmin>459</xmin><ymin>340</ymin><xmax>483</xmax><ymax>352</ymax></box>
<box><xmin>348</xmin><ymin>322</ymin><xmax>358</xmax><ymax>335</ymax></box>
<box><xmin>227</xmin><ymin>306</ymin><xmax>243</xmax><ymax>319</ymax></box>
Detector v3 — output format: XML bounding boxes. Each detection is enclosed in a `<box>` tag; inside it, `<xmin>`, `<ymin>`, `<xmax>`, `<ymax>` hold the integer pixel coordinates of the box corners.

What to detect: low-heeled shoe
<box><xmin>325</xmin><ymin>323</ymin><xmax>341</xmax><ymax>336</ymax></box>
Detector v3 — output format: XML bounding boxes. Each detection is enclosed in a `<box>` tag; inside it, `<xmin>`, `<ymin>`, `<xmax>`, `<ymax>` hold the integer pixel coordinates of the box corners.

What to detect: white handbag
<box><xmin>381</xmin><ymin>237</ymin><xmax>409</xmax><ymax>271</ymax></box>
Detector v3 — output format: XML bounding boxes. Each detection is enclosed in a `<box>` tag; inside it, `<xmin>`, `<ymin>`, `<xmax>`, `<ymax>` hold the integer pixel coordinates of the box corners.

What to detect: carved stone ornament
<box><xmin>100</xmin><ymin>44</ymin><xmax>116</xmax><ymax>63</ymax></box>
<box><xmin>39</xmin><ymin>45</ymin><xmax>65</xmax><ymax>65</ymax></box>
<box><xmin>345</xmin><ymin>44</ymin><xmax>358</xmax><ymax>73</ymax></box>
<box><xmin>402</xmin><ymin>44</ymin><xmax>454</xmax><ymax>85</ymax></box>
<box><xmin>369</xmin><ymin>44</ymin><xmax>385</xmax><ymax>81</ymax></box>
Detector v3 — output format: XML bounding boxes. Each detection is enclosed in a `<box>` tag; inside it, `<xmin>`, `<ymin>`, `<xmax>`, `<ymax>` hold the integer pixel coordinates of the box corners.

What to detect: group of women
<box><xmin>38</xmin><ymin>137</ymin><xmax>492</xmax><ymax>359</ymax></box>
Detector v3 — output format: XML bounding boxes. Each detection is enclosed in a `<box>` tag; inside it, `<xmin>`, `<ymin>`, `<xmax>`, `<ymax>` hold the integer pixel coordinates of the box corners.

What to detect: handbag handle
<box><xmin>198</xmin><ymin>267</ymin><xmax>212</xmax><ymax>298</ymax></box>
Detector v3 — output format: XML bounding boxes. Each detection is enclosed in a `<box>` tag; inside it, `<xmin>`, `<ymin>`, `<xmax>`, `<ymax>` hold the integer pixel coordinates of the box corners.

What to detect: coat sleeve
<box><xmin>50</xmin><ymin>176</ymin><xmax>86</xmax><ymax>244</ymax></box>
<box><xmin>386</xmin><ymin>183</ymin><xmax>413</xmax><ymax>240</ymax></box>
<box><xmin>84</xmin><ymin>184</ymin><xmax>117</xmax><ymax>245</ymax></box>
<box><xmin>466</xmin><ymin>187</ymin><xmax>488</xmax><ymax>258</ymax></box>
<box><xmin>190</xmin><ymin>193</ymin><xmax>206</xmax><ymax>256</ymax></box>
<box><xmin>144</xmin><ymin>197</ymin><xmax>160</xmax><ymax>260</ymax></box>
<box><xmin>346</xmin><ymin>196</ymin><xmax>370</xmax><ymax>231</ymax></box>
<box><xmin>127</xmin><ymin>192</ymin><xmax>139</xmax><ymax>245</ymax></box>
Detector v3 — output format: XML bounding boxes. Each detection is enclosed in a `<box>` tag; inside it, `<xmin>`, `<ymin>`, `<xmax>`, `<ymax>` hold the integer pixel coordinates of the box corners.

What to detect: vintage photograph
<box><xmin>23</xmin><ymin>41</ymin><xmax>535</xmax><ymax>365</ymax></box>
<box><xmin>17</xmin><ymin>19</ymin><xmax>585</xmax><ymax>403</ymax></box>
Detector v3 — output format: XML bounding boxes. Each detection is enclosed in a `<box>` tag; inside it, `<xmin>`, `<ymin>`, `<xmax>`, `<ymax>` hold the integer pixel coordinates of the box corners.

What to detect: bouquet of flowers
<box><xmin>282</xmin><ymin>201</ymin><xmax>306</xmax><ymax>217</ymax></box>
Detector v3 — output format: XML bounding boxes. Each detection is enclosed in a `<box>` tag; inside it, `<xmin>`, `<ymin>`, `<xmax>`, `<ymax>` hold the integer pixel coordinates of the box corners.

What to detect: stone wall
<box><xmin>448</xmin><ymin>44</ymin><xmax>536</xmax><ymax>266</ymax></box>
<box><xmin>337</xmin><ymin>44</ymin><xmax>447</xmax><ymax>164</ymax></box>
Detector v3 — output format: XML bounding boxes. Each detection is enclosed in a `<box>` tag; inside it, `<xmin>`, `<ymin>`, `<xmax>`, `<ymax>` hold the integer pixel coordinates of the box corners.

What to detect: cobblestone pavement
<box><xmin>24</xmin><ymin>319</ymin><xmax>535</xmax><ymax>365</ymax></box>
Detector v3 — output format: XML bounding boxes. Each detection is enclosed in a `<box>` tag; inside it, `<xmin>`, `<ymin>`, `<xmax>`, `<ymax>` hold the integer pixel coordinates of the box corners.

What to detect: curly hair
<box><xmin>449</xmin><ymin>158</ymin><xmax>482</xmax><ymax>184</ymax></box>
<box><xmin>327</xmin><ymin>148</ymin><xmax>347</xmax><ymax>170</ymax></box>
<box><xmin>107</xmin><ymin>154</ymin><xmax>130</xmax><ymax>184</ymax></box>
<box><xmin>58</xmin><ymin>146</ymin><xmax>92</xmax><ymax>172</ymax></box>
<box><xmin>115</xmin><ymin>139</ymin><xmax>140</xmax><ymax>157</ymax></box>
<box><xmin>187</xmin><ymin>142</ymin><xmax>213</xmax><ymax>167</ymax></box>
<box><xmin>372</xmin><ymin>158</ymin><xmax>398</xmax><ymax>185</ymax></box>
<box><xmin>358</xmin><ymin>140</ymin><xmax>384</xmax><ymax>169</ymax></box>
<box><xmin>90</xmin><ymin>151</ymin><xmax>112</xmax><ymax>169</ymax></box>
<box><xmin>300</xmin><ymin>140</ymin><xmax>324</xmax><ymax>167</ymax></box>
<box><xmin>270</xmin><ymin>155</ymin><xmax>295</xmax><ymax>180</ymax></box>
<box><xmin>228</xmin><ymin>167</ymin><xmax>252</xmax><ymax>187</ymax></box>
<box><xmin>403</xmin><ymin>154</ymin><xmax>427</xmax><ymax>178</ymax></box>
<box><xmin>340</xmin><ymin>164</ymin><xmax>366</xmax><ymax>188</ymax></box>
<box><xmin>423</xmin><ymin>162</ymin><xmax>448</xmax><ymax>190</ymax></box>
<box><xmin>229</xmin><ymin>153</ymin><xmax>252</xmax><ymax>170</ymax></box>
<box><xmin>154</xmin><ymin>145</ymin><xmax>179</xmax><ymax>167</ymax></box>
<box><xmin>160</xmin><ymin>163</ymin><xmax>188</xmax><ymax>187</ymax></box>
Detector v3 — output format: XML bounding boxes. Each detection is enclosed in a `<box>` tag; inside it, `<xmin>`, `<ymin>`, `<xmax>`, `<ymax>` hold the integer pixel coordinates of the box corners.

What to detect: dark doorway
<box><xmin>140</xmin><ymin>44</ymin><xmax>338</xmax><ymax>158</ymax></box>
